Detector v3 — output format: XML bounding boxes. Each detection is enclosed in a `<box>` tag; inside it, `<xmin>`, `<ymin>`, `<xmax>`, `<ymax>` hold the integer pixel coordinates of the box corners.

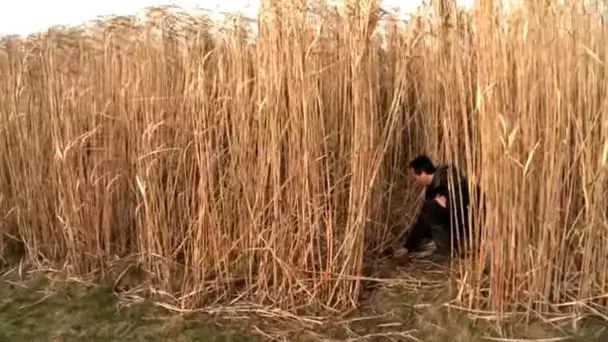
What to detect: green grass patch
<box><xmin>1</xmin><ymin>263</ymin><xmax>606</xmax><ymax>341</ymax></box>
<box><xmin>0</xmin><ymin>271</ymin><xmax>257</xmax><ymax>341</ymax></box>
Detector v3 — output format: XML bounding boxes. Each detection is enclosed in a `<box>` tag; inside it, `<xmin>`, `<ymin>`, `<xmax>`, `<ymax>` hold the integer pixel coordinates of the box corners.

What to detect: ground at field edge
<box><xmin>1</xmin><ymin>259</ymin><xmax>606</xmax><ymax>341</ymax></box>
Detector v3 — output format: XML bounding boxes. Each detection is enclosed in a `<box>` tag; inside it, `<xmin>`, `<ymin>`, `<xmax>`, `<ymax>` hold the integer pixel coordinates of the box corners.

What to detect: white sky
<box><xmin>0</xmin><ymin>0</ymin><xmax>474</xmax><ymax>36</ymax></box>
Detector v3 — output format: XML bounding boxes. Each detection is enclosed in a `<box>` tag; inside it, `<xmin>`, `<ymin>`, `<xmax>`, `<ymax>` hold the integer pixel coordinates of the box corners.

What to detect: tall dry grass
<box><xmin>467</xmin><ymin>0</ymin><xmax>608</xmax><ymax>317</ymax></box>
<box><xmin>0</xmin><ymin>0</ymin><xmax>607</xmax><ymax>320</ymax></box>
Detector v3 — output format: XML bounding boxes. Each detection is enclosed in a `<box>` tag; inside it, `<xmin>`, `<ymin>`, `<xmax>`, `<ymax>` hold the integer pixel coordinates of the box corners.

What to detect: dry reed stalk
<box><xmin>0</xmin><ymin>0</ymin><xmax>607</xmax><ymax>322</ymax></box>
<box><xmin>467</xmin><ymin>0</ymin><xmax>608</xmax><ymax>316</ymax></box>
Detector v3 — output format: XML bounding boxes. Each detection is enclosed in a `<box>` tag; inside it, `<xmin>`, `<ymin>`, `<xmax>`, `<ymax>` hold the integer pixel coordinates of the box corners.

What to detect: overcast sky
<box><xmin>0</xmin><ymin>0</ymin><xmax>474</xmax><ymax>36</ymax></box>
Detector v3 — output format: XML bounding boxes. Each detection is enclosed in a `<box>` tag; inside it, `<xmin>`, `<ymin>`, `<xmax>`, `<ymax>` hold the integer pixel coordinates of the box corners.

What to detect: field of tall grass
<box><xmin>0</xmin><ymin>0</ymin><xmax>606</xmax><ymax>323</ymax></box>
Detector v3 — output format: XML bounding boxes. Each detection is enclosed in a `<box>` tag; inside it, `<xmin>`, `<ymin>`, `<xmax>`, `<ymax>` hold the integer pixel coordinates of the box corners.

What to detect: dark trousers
<box><xmin>404</xmin><ymin>198</ymin><xmax>464</xmax><ymax>255</ymax></box>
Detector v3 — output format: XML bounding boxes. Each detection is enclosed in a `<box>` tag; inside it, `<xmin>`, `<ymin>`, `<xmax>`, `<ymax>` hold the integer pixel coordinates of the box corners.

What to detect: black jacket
<box><xmin>410</xmin><ymin>165</ymin><xmax>470</xmax><ymax>234</ymax></box>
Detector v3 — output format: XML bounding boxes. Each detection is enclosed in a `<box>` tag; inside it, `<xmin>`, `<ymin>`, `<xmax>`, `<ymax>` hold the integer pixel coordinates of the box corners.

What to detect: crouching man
<box><xmin>394</xmin><ymin>154</ymin><xmax>474</xmax><ymax>262</ymax></box>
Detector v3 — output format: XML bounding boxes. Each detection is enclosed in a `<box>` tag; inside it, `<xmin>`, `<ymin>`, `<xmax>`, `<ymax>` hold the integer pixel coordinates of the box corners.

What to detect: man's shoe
<box><xmin>421</xmin><ymin>251</ymin><xmax>449</xmax><ymax>264</ymax></box>
<box><xmin>393</xmin><ymin>247</ymin><xmax>409</xmax><ymax>258</ymax></box>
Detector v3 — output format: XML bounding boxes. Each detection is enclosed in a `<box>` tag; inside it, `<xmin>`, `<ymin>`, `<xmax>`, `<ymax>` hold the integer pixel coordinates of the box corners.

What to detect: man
<box><xmin>394</xmin><ymin>154</ymin><xmax>473</xmax><ymax>262</ymax></box>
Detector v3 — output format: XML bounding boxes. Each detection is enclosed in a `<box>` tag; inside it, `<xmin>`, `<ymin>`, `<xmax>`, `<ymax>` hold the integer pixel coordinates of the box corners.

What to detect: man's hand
<box><xmin>434</xmin><ymin>195</ymin><xmax>447</xmax><ymax>208</ymax></box>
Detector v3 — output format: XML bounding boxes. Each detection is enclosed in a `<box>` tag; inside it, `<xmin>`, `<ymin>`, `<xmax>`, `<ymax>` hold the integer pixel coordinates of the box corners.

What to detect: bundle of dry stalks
<box><xmin>0</xmin><ymin>0</ymin><xmax>607</xmax><ymax>320</ymax></box>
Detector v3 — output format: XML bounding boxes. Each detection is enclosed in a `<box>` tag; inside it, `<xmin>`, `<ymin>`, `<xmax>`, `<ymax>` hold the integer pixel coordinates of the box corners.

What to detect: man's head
<box><xmin>408</xmin><ymin>154</ymin><xmax>436</xmax><ymax>186</ymax></box>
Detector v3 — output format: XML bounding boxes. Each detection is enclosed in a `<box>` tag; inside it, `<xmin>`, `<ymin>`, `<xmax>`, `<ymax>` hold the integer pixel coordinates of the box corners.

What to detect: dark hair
<box><xmin>408</xmin><ymin>154</ymin><xmax>436</xmax><ymax>175</ymax></box>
